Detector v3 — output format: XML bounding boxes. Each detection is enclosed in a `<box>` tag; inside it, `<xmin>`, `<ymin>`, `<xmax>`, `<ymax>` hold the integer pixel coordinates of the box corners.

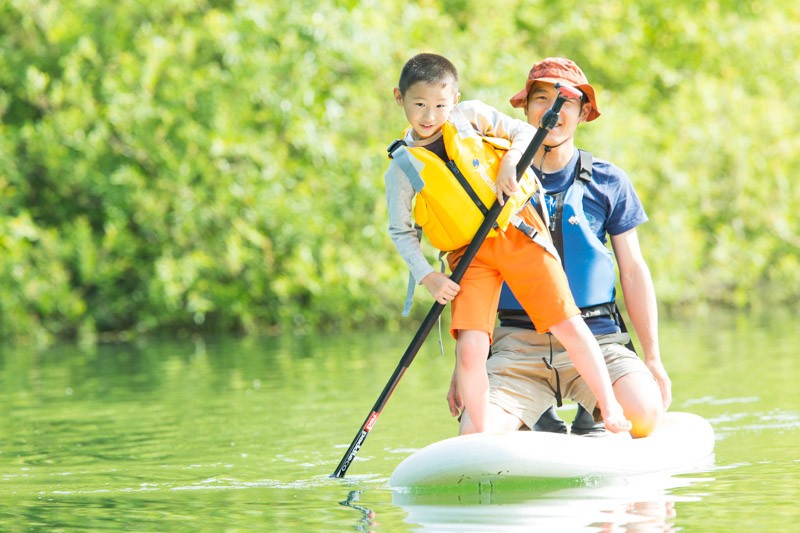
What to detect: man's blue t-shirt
<box><xmin>537</xmin><ymin>150</ymin><xmax>647</xmax><ymax>244</ymax></box>
<box><xmin>527</xmin><ymin>150</ymin><xmax>648</xmax><ymax>335</ymax></box>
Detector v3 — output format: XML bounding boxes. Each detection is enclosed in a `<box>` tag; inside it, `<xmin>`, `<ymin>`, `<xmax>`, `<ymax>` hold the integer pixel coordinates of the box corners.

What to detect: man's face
<box><xmin>525</xmin><ymin>81</ymin><xmax>589</xmax><ymax>146</ymax></box>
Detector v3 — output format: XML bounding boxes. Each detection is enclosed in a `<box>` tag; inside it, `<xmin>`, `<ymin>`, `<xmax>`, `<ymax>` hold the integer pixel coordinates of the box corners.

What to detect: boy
<box><xmin>385</xmin><ymin>53</ymin><xmax>631</xmax><ymax>434</ymax></box>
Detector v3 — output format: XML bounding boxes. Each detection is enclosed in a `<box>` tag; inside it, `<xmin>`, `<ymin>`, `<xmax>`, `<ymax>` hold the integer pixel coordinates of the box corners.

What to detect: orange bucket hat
<box><xmin>509</xmin><ymin>57</ymin><xmax>600</xmax><ymax>122</ymax></box>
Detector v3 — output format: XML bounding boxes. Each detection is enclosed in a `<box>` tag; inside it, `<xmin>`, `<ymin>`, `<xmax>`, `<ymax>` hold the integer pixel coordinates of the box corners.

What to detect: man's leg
<box><xmin>460</xmin><ymin>402</ymin><xmax>524</xmax><ymax>434</ymax></box>
<box><xmin>612</xmin><ymin>372</ymin><xmax>663</xmax><ymax>437</ymax></box>
<box><xmin>483</xmin><ymin>327</ymin><xmax>562</xmax><ymax>433</ymax></box>
<box><xmin>565</xmin><ymin>336</ymin><xmax>663</xmax><ymax>438</ymax></box>
<box><xmin>547</xmin><ymin>317</ymin><xmax>631</xmax><ymax>433</ymax></box>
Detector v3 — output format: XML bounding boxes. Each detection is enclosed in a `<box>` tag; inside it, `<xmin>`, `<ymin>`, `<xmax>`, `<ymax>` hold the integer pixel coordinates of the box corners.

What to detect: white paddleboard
<box><xmin>389</xmin><ymin>411</ymin><xmax>714</xmax><ymax>487</ymax></box>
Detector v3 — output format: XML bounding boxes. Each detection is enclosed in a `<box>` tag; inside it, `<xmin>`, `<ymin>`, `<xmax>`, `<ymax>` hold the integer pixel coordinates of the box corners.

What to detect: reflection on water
<box><xmin>340</xmin><ymin>490</ymin><xmax>379</xmax><ymax>532</ymax></box>
<box><xmin>0</xmin><ymin>312</ymin><xmax>798</xmax><ymax>530</ymax></box>
<box><xmin>392</xmin><ymin>474</ymin><xmax>710</xmax><ymax>532</ymax></box>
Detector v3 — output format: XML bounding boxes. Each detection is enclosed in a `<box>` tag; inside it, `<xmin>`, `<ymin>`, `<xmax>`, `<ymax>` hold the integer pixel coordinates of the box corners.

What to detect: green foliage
<box><xmin>1</xmin><ymin>0</ymin><xmax>798</xmax><ymax>343</ymax></box>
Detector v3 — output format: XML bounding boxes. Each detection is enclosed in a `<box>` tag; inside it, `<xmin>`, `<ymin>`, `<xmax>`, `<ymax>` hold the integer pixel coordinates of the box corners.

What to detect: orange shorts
<box><xmin>447</xmin><ymin>205</ymin><xmax>579</xmax><ymax>341</ymax></box>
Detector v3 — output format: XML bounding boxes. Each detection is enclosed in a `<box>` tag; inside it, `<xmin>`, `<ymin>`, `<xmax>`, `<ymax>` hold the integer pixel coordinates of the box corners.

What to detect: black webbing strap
<box><xmin>612</xmin><ymin>303</ymin><xmax>638</xmax><ymax>354</ymax></box>
<box><xmin>542</xmin><ymin>334</ymin><xmax>563</xmax><ymax>407</ymax></box>
<box><xmin>498</xmin><ymin>302</ymin><xmax>617</xmax><ymax>330</ymax></box>
<box><xmin>577</xmin><ymin>149</ymin><xmax>592</xmax><ymax>183</ymax></box>
<box><xmin>498</xmin><ymin>303</ymin><xmax>638</xmax><ymax>353</ymax></box>
<box><xmin>446</xmin><ymin>160</ymin><xmax>490</xmax><ymax>216</ymax></box>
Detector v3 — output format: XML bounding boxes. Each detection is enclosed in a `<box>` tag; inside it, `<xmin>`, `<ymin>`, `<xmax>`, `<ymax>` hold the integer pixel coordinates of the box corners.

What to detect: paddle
<box><xmin>332</xmin><ymin>84</ymin><xmax>582</xmax><ymax>478</ymax></box>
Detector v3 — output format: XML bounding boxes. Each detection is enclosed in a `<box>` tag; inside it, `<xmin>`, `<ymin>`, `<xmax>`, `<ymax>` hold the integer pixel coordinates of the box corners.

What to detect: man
<box><xmin>448</xmin><ymin>58</ymin><xmax>671</xmax><ymax>437</ymax></box>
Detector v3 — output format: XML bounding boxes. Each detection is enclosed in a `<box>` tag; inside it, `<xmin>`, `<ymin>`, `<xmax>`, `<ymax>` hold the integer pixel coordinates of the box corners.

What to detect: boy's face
<box><xmin>525</xmin><ymin>81</ymin><xmax>590</xmax><ymax>147</ymax></box>
<box><xmin>394</xmin><ymin>80</ymin><xmax>459</xmax><ymax>140</ymax></box>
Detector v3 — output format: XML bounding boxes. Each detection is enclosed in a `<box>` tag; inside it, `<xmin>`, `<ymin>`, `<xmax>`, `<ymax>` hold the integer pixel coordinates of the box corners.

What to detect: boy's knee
<box><xmin>456</xmin><ymin>336</ymin><xmax>490</xmax><ymax>371</ymax></box>
<box><xmin>456</xmin><ymin>331</ymin><xmax>489</xmax><ymax>352</ymax></box>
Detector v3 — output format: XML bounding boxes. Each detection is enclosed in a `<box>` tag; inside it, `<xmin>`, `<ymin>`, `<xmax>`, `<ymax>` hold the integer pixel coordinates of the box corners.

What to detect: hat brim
<box><xmin>509</xmin><ymin>77</ymin><xmax>600</xmax><ymax>122</ymax></box>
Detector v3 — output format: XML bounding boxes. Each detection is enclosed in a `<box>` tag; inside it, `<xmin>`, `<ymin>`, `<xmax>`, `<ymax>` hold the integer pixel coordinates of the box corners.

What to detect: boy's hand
<box><xmin>421</xmin><ymin>271</ymin><xmax>460</xmax><ymax>305</ymax></box>
<box><xmin>495</xmin><ymin>149</ymin><xmax>522</xmax><ymax>205</ymax></box>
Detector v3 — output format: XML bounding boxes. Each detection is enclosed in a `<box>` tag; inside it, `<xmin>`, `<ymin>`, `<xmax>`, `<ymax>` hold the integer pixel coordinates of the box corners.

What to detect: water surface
<box><xmin>1</xmin><ymin>311</ymin><xmax>798</xmax><ymax>531</ymax></box>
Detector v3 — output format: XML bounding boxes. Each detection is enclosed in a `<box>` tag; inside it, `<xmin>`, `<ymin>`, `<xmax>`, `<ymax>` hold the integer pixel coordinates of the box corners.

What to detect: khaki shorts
<box><xmin>487</xmin><ymin>326</ymin><xmax>654</xmax><ymax>429</ymax></box>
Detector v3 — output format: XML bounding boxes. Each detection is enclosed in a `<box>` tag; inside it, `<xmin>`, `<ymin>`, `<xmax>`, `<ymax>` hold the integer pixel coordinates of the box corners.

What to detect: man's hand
<box><xmin>647</xmin><ymin>359</ymin><xmax>672</xmax><ymax>410</ymax></box>
<box><xmin>447</xmin><ymin>366</ymin><xmax>462</xmax><ymax>417</ymax></box>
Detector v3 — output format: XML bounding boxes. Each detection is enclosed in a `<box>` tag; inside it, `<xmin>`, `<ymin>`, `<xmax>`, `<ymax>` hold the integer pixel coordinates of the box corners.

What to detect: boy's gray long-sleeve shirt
<box><xmin>384</xmin><ymin>100</ymin><xmax>536</xmax><ymax>286</ymax></box>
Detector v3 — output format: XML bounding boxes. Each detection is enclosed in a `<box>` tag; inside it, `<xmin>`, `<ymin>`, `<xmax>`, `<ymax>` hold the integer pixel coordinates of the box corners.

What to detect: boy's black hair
<box><xmin>397</xmin><ymin>53</ymin><xmax>458</xmax><ymax>96</ymax></box>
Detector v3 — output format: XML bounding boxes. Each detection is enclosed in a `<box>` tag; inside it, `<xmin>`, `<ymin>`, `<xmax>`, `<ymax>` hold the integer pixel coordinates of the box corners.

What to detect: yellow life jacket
<box><xmin>389</xmin><ymin>111</ymin><xmax>539</xmax><ymax>252</ymax></box>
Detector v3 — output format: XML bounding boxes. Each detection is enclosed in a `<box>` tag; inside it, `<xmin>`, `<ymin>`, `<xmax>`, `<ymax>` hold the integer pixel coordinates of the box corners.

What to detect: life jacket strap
<box><xmin>508</xmin><ymin>213</ymin><xmax>562</xmax><ymax>262</ymax></box>
<box><xmin>497</xmin><ymin>302</ymin><xmax>618</xmax><ymax>330</ymax></box>
<box><xmin>581</xmin><ymin>301</ymin><xmax>618</xmax><ymax>320</ymax></box>
<box><xmin>542</xmin><ymin>334</ymin><xmax>563</xmax><ymax>407</ymax></box>
<box><xmin>577</xmin><ymin>149</ymin><xmax>593</xmax><ymax>183</ymax></box>
<box><xmin>390</xmin><ymin>143</ymin><xmax>426</xmax><ymax>193</ymax></box>
<box><xmin>401</xmin><ymin>224</ymin><xmax>424</xmax><ymax>317</ymax></box>
<box><xmin>446</xmin><ymin>160</ymin><xmax>490</xmax><ymax>217</ymax></box>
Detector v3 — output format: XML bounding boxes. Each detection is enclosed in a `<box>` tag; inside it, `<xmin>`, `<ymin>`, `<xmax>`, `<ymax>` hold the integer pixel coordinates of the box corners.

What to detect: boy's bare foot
<box><xmin>603</xmin><ymin>415</ymin><xmax>633</xmax><ymax>433</ymax></box>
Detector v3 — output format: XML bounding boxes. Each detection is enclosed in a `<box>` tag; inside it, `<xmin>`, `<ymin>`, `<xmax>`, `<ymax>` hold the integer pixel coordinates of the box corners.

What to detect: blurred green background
<box><xmin>1</xmin><ymin>0</ymin><xmax>798</xmax><ymax>344</ymax></box>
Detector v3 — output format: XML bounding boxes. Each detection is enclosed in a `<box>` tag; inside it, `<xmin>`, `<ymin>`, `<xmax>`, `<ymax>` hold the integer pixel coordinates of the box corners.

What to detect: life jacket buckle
<box><xmin>387</xmin><ymin>139</ymin><xmax>406</xmax><ymax>158</ymax></box>
<box><xmin>510</xmin><ymin>215</ymin><xmax>538</xmax><ymax>240</ymax></box>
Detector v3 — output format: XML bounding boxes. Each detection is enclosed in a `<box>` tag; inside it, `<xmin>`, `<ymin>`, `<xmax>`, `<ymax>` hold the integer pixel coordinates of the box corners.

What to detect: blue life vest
<box><xmin>498</xmin><ymin>150</ymin><xmax>616</xmax><ymax>314</ymax></box>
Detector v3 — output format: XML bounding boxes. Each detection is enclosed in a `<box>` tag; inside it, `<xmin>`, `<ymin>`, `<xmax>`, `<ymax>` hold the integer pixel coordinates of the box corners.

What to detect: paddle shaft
<box><xmin>331</xmin><ymin>86</ymin><xmax>578</xmax><ymax>478</ymax></box>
